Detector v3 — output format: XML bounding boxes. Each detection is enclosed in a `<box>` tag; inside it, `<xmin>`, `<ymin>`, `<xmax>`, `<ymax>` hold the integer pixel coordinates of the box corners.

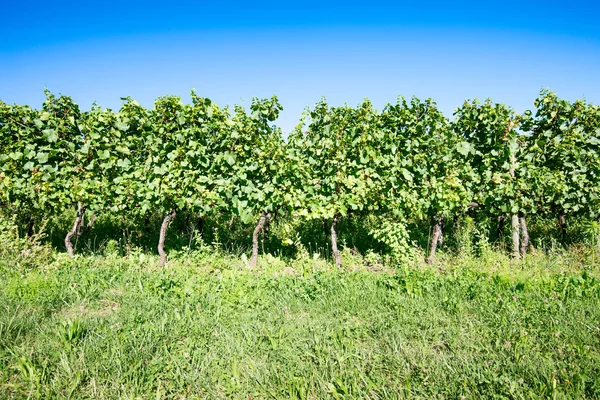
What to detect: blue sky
<box><xmin>1</xmin><ymin>1</ymin><xmax>599</xmax><ymax>134</ymax></box>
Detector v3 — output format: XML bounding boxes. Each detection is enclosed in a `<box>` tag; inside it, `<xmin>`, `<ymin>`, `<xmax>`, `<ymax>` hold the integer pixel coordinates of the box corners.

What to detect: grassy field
<box><xmin>1</xmin><ymin>245</ymin><xmax>599</xmax><ymax>400</ymax></box>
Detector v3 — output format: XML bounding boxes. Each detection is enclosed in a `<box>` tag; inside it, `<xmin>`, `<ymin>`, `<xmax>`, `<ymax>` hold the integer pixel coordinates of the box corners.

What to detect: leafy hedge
<box><xmin>1</xmin><ymin>89</ymin><xmax>599</xmax><ymax>264</ymax></box>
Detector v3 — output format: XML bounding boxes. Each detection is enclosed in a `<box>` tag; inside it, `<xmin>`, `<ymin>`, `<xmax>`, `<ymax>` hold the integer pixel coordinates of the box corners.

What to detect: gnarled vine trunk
<box><xmin>264</xmin><ymin>213</ymin><xmax>271</xmax><ymax>240</ymax></box>
<box><xmin>331</xmin><ymin>215</ymin><xmax>342</xmax><ymax>268</ymax></box>
<box><xmin>467</xmin><ymin>202</ymin><xmax>480</xmax><ymax>209</ymax></box>
<box><xmin>597</xmin><ymin>215</ymin><xmax>600</xmax><ymax>245</ymax></box>
<box><xmin>558</xmin><ymin>213</ymin><xmax>567</xmax><ymax>242</ymax></box>
<box><xmin>519</xmin><ymin>215</ymin><xmax>529</xmax><ymax>257</ymax></box>
<box><xmin>77</xmin><ymin>213</ymin><xmax>85</xmax><ymax>236</ymax></box>
<box><xmin>26</xmin><ymin>216</ymin><xmax>35</xmax><ymax>237</ymax></box>
<box><xmin>511</xmin><ymin>214</ymin><xmax>520</xmax><ymax>259</ymax></box>
<box><xmin>144</xmin><ymin>215</ymin><xmax>152</xmax><ymax>233</ymax></box>
<box><xmin>497</xmin><ymin>214</ymin><xmax>505</xmax><ymax>242</ymax></box>
<box><xmin>65</xmin><ymin>203</ymin><xmax>86</xmax><ymax>257</ymax></box>
<box><xmin>250</xmin><ymin>212</ymin><xmax>270</xmax><ymax>268</ymax></box>
<box><xmin>196</xmin><ymin>214</ymin><xmax>203</xmax><ymax>237</ymax></box>
<box><xmin>85</xmin><ymin>214</ymin><xmax>97</xmax><ymax>235</ymax></box>
<box><xmin>426</xmin><ymin>217</ymin><xmax>443</xmax><ymax>264</ymax></box>
<box><xmin>439</xmin><ymin>216</ymin><xmax>445</xmax><ymax>246</ymax></box>
<box><xmin>322</xmin><ymin>219</ymin><xmax>330</xmax><ymax>241</ymax></box>
<box><xmin>158</xmin><ymin>210</ymin><xmax>177</xmax><ymax>267</ymax></box>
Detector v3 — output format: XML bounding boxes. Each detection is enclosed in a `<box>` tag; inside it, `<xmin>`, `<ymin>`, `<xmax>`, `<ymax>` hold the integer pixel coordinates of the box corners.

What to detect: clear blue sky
<box><xmin>1</xmin><ymin>0</ymin><xmax>599</xmax><ymax>134</ymax></box>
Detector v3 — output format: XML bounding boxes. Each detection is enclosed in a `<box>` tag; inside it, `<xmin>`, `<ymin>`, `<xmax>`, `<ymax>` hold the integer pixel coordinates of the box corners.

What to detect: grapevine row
<box><xmin>1</xmin><ymin>90</ymin><xmax>599</xmax><ymax>265</ymax></box>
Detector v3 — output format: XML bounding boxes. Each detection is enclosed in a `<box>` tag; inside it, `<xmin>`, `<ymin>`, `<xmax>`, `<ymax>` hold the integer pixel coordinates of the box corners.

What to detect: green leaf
<box><xmin>400</xmin><ymin>168</ymin><xmax>413</xmax><ymax>182</ymax></box>
<box><xmin>115</xmin><ymin>122</ymin><xmax>129</xmax><ymax>131</ymax></box>
<box><xmin>224</xmin><ymin>152</ymin><xmax>236</xmax><ymax>166</ymax></box>
<box><xmin>456</xmin><ymin>141</ymin><xmax>471</xmax><ymax>156</ymax></box>
<box><xmin>36</xmin><ymin>152</ymin><xmax>49</xmax><ymax>164</ymax></box>
<box><xmin>9</xmin><ymin>152</ymin><xmax>23</xmax><ymax>161</ymax></box>
<box><xmin>115</xmin><ymin>146</ymin><xmax>130</xmax><ymax>155</ymax></box>
<box><xmin>42</xmin><ymin>129</ymin><xmax>58</xmax><ymax>143</ymax></box>
<box><xmin>117</xmin><ymin>158</ymin><xmax>131</xmax><ymax>168</ymax></box>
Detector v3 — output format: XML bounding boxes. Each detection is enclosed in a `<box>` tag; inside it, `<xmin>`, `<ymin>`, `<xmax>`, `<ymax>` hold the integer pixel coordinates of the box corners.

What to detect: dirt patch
<box><xmin>106</xmin><ymin>287</ymin><xmax>125</xmax><ymax>298</ymax></box>
<box><xmin>59</xmin><ymin>300</ymin><xmax>119</xmax><ymax>320</ymax></box>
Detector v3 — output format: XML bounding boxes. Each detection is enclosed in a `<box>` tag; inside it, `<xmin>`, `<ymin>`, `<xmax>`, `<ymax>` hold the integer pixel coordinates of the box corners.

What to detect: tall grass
<box><xmin>1</xmin><ymin>242</ymin><xmax>599</xmax><ymax>399</ymax></box>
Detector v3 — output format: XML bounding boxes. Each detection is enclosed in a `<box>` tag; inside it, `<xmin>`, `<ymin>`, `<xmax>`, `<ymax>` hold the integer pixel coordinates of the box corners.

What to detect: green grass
<box><xmin>0</xmin><ymin>248</ymin><xmax>599</xmax><ymax>399</ymax></box>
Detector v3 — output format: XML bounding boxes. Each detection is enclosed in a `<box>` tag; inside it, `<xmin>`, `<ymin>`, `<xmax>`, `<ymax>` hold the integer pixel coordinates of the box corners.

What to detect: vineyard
<box><xmin>1</xmin><ymin>90</ymin><xmax>600</xmax><ymax>398</ymax></box>
<box><xmin>1</xmin><ymin>89</ymin><xmax>600</xmax><ymax>264</ymax></box>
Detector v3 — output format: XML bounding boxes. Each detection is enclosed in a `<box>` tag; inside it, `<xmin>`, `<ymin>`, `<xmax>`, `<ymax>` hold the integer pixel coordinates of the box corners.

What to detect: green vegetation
<box><xmin>1</xmin><ymin>225</ymin><xmax>599</xmax><ymax>399</ymax></box>
<box><xmin>2</xmin><ymin>90</ymin><xmax>599</xmax><ymax>264</ymax></box>
<box><xmin>1</xmin><ymin>89</ymin><xmax>600</xmax><ymax>398</ymax></box>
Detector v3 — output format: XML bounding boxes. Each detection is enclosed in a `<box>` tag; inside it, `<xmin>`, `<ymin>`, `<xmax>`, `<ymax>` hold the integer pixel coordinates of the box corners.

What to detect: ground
<box><xmin>0</xmin><ymin>248</ymin><xmax>599</xmax><ymax>399</ymax></box>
